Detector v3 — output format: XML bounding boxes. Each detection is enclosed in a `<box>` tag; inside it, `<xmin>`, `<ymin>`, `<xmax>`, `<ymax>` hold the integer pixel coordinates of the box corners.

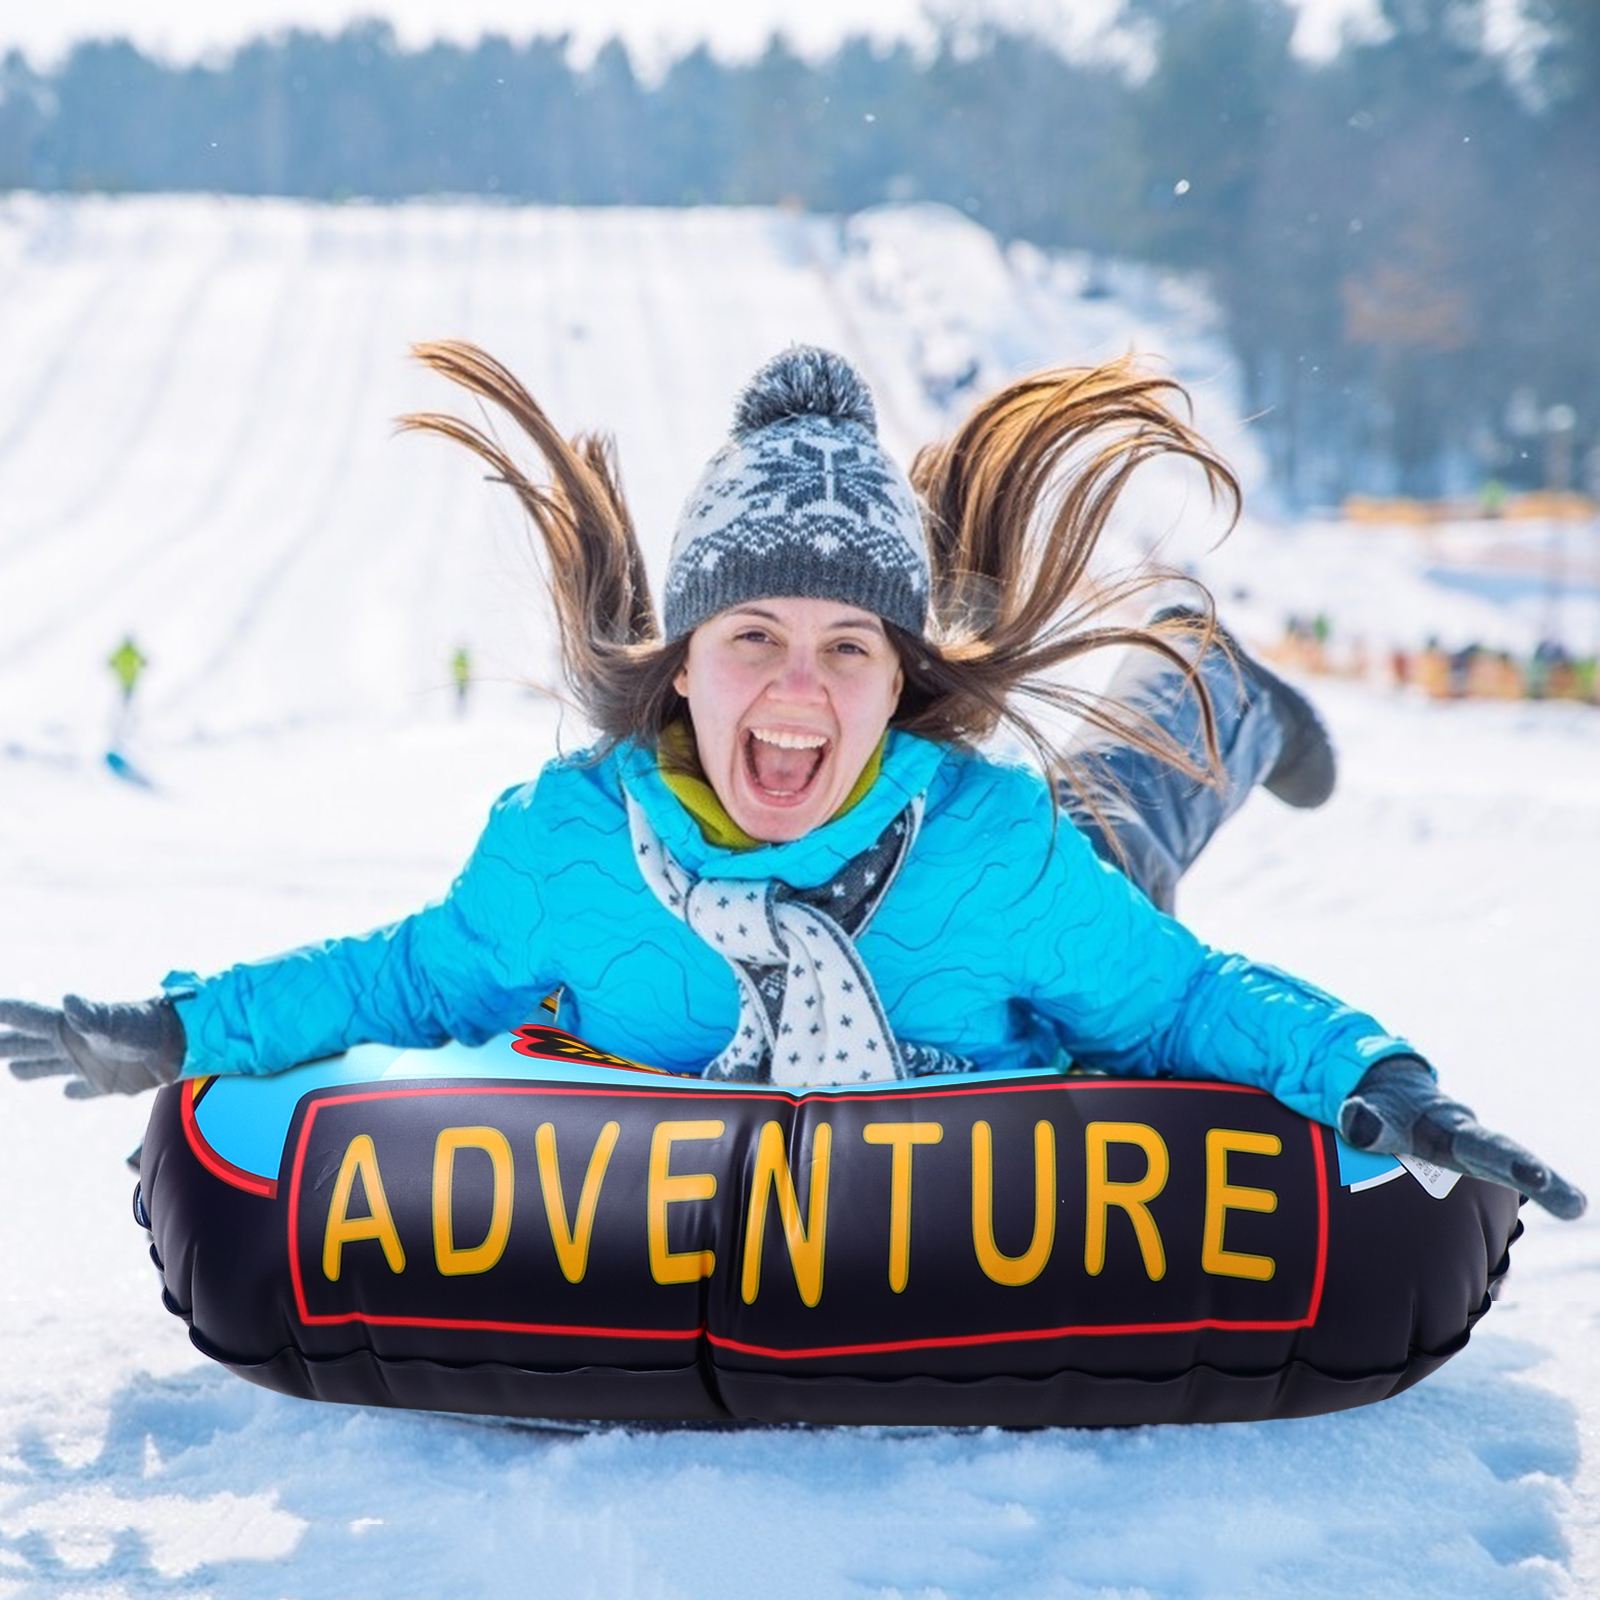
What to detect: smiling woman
<box><xmin>673</xmin><ymin>600</ymin><xmax>903</xmax><ymax>842</ymax></box>
<box><xmin>1</xmin><ymin>340</ymin><xmax>1583</xmax><ymax>1223</ymax></box>
<box><xmin>389</xmin><ymin>339</ymin><xmax>1238</xmax><ymax>849</ymax></box>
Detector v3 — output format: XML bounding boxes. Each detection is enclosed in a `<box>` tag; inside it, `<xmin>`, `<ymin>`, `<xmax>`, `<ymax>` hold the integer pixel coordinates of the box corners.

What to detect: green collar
<box><xmin>658</xmin><ymin>721</ymin><xmax>888</xmax><ymax>850</ymax></box>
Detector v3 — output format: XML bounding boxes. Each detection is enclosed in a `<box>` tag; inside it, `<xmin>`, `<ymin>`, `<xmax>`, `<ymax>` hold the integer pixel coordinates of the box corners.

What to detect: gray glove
<box><xmin>1339</xmin><ymin>1055</ymin><xmax>1585</xmax><ymax>1220</ymax></box>
<box><xmin>0</xmin><ymin>995</ymin><xmax>187</xmax><ymax>1098</ymax></box>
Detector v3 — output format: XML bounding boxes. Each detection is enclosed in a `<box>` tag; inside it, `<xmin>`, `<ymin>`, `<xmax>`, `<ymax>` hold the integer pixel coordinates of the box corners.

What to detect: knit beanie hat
<box><xmin>661</xmin><ymin>346</ymin><xmax>931</xmax><ymax>642</ymax></box>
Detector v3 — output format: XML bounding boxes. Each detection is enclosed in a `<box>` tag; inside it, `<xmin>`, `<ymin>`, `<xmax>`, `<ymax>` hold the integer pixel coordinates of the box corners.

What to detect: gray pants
<box><xmin>1065</xmin><ymin>637</ymin><xmax>1285</xmax><ymax>913</ymax></box>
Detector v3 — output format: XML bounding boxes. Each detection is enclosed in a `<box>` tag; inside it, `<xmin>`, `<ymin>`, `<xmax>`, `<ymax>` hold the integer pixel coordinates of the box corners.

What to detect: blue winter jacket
<box><xmin>163</xmin><ymin>730</ymin><xmax>1417</xmax><ymax>1128</ymax></box>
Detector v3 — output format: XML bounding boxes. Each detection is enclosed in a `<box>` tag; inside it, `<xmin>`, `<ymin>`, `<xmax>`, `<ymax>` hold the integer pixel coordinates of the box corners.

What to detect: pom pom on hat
<box><xmin>731</xmin><ymin>345</ymin><xmax>878</xmax><ymax>439</ymax></box>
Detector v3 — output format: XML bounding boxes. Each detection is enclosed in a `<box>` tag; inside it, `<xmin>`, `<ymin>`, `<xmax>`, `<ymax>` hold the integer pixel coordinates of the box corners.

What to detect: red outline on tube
<box><xmin>182</xmin><ymin>1078</ymin><xmax>278</xmax><ymax>1200</ymax></box>
<box><xmin>284</xmin><ymin>1078</ymin><xmax>1329</xmax><ymax>1353</ymax></box>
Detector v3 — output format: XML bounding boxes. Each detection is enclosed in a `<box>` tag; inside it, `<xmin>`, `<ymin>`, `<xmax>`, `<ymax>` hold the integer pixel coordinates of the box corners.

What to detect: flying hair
<box><xmin>397</xmin><ymin>340</ymin><xmax>1244</xmax><ymax>851</ymax></box>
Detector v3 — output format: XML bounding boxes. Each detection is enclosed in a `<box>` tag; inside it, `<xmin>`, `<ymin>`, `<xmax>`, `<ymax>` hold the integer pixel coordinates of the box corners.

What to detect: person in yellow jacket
<box><xmin>108</xmin><ymin>635</ymin><xmax>147</xmax><ymax>706</ymax></box>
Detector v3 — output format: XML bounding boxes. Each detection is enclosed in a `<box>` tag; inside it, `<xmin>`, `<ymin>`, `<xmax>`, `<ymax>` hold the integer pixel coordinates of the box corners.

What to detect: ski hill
<box><xmin>0</xmin><ymin>193</ymin><xmax>1254</xmax><ymax>753</ymax></box>
<box><xmin>0</xmin><ymin>195</ymin><xmax>1596</xmax><ymax>1598</ymax></box>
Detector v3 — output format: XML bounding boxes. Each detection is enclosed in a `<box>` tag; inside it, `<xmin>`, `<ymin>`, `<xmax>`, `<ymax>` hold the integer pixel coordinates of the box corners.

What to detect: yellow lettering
<box><xmin>971</xmin><ymin>1119</ymin><xmax>1057</xmax><ymax>1287</ymax></box>
<box><xmin>323</xmin><ymin>1133</ymin><xmax>405</xmax><ymax>1282</ymax></box>
<box><xmin>1083</xmin><ymin>1121</ymin><xmax>1169</xmax><ymax>1281</ymax></box>
<box><xmin>742</xmin><ymin>1120</ymin><xmax>833</xmax><ymax>1307</ymax></box>
<box><xmin>432</xmin><ymin>1126</ymin><xmax>515</xmax><ymax>1277</ymax></box>
<box><xmin>1203</xmin><ymin>1128</ymin><xmax>1282</xmax><ymax>1281</ymax></box>
<box><xmin>535</xmin><ymin>1119</ymin><xmax>620</xmax><ymax>1284</ymax></box>
<box><xmin>647</xmin><ymin>1120</ymin><xmax>724</xmax><ymax>1285</ymax></box>
<box><xmin>862</xmin><ymin>1121</ymin><xmax>944</xmax><ymax>1293</ymax></box>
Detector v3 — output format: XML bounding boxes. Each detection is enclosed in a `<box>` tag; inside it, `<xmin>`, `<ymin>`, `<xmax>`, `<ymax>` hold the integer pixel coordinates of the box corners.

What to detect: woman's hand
<box><xmin>0</xmin><ymin>996</ymin><xmax>186</xmax><ymax>1098</ymax></box>
<box><xmin>1340</xmin><ymin>1055</ymin><xmax>1585</xmax><ymax>1220</ymax></box>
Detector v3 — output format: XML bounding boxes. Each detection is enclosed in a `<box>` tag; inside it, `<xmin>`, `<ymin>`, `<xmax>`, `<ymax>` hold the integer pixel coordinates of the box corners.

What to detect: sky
<box><xmin>0</xmin><ymin>0</ymin><xmax>1415</xmax><ymax>73</ymax></box>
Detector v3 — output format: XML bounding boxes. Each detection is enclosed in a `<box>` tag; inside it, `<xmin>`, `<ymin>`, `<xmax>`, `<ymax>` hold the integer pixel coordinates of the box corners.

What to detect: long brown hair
<box><xmin>397</xmin><ymin>341</ymin><xmax>1242</xmax><ymax>833</ymax></box>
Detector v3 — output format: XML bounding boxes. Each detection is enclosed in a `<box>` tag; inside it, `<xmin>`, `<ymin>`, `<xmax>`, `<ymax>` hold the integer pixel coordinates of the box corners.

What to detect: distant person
<box><xmin>1417</xmin><ymin>636</ymin><xmax>1451</xmax><ymax>699</ymax></box>
<box><xmin>1528</xmin><ymin>639</ymin><xmax>1569</xmax><ymax>701</ymax></box>
<box><xmin>1347</xmin><ymin>634</ymin><xmax>1371</xmax><ymax>682</ymax></box>
<box><xmin>108</xmin><ymin>635</ymin><xmax>147</xmax><ymax>708</ymax></box>
<box><xmin>451</xmin><ymin>645</ymin><xmax>472</xmax><ymax>715</ymax></box>
<box><xmin>1577</xmin><ymin>657</ymin><xmax>1598</xmax><ymax>704</ymax></box>
<box><xmin>1489</xmin><ymin>651</ymin><xmax>1524</xmax><ymax>700</ymax></box>
<box><xmin>106</xmin><ymin>634</ymin><xmax>149</xmax><ymax>753</ymax></box>
<box><xmin>1447</xmin><ymin>645</ymin><xmax>1477</xmax><ymax>699</ymax></box>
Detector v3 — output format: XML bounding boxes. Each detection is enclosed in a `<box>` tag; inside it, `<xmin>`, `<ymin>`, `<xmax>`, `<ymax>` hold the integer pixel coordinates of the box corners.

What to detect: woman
<box><xmin>1</xmin><ymin>343</ymin><xmax>1582</xmax><ymax>1219</ymax></box>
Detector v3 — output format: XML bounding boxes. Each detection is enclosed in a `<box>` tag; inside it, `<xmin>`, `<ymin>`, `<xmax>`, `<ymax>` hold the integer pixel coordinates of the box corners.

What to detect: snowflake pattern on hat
<box><xmin>663</xmin><ymin>362</ymin><xmax>932</xmax><ymax>641</ymax></box>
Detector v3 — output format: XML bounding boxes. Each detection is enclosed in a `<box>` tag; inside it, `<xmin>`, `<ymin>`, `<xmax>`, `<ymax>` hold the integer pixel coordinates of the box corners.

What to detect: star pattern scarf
<box><xmin>623</xmin><ymin>791</ymin><xmax>972</xmax><ymax>1086</ymax></box>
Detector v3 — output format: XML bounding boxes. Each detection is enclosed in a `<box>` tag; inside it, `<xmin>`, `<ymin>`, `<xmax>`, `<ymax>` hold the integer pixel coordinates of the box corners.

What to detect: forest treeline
<box><xmin>0</xmin><ymin>0</ymin><xmax>1595</xmax><ymax>505</ymax></box>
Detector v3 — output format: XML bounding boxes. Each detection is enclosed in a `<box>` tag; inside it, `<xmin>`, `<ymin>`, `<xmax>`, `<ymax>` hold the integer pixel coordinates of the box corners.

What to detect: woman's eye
<box><xmin>834</xmin><ymin>640</ymin><xmax>869</xmax><ymax>656</ymax></box>
<box><xmin>734</xmin><ymin>631</ymin><xmax>772</xmax><ymax>645</ymax></box>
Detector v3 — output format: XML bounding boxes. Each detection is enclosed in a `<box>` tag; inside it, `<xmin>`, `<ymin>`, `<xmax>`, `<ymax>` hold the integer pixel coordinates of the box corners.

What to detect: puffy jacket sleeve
<box><xmin>1009</xmin><ymin>776</ymin><xmax>1419</xmax><ymax>1127</ymax></box>
<box><xmin>161</xmin><ymin>779</ymin><xmax>557</xmax><ymax>1077</ymax></box>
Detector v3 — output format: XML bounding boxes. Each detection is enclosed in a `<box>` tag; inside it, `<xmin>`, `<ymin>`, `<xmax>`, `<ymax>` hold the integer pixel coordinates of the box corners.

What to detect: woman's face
<box><xmin>673</xmin><ymin>597</ymin><xmax>905</xmax><ymax>843</ymax></box>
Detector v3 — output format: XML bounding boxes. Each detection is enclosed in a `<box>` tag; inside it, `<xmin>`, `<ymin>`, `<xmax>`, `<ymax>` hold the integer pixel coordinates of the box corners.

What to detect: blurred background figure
<box><xmin>451</xmin><ymin>643</ymin><xmax>472</xmax><ymax>716</ymax></box>
<box><xmin>103</xmin><ymin>633</ymin><xmax>152</xmax><ymax>783</ymax></box>
<box><xmin>107</xmin><ymin>634</ymin><xmax>146</xmax><ymax>710</ymax></box>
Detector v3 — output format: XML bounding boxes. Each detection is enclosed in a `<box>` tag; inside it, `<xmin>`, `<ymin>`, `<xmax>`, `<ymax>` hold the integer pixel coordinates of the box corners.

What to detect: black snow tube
<box><xmin>137</xmin><ymin>1024</ymin><xmax>1521</xmax><ymax>1427</ymax></box>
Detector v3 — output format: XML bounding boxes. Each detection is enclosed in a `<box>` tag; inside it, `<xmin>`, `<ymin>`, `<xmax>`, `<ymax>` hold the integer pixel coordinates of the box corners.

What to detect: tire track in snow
<box><xmin>142</xmin><ymin>213</ymin><xmax>398</xmax><ymax>719</ymax></box>
<box><xmin>305</xmin><ymin>206</ymin><xmax>512</xmax><ymax>716</ymax></box>
<box><xmin>0</xmin><ymin>221</ymin><xmax>236</xmax><ymax>553</ymax></box>
<box><xmin>0</xmin><ymin>207</ymin><xmax>170</xmax><ymax>497</ymax></box>
<box><xmin>403</xmin><ymin>205</ymin><xmax>501</xmax><ymax>676</ymax></box>
<box><xmin>628</xmin><ymin>208</ymin><xmax>731</xmax><ymax>490</ymax></box>
<box><xmin>0</xmin><ymin>216</ymin><xmax>313</xmax><ymax>673</ymax></box>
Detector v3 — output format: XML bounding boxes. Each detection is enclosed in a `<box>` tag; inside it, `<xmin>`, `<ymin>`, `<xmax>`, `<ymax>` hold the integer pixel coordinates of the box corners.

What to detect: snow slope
<box><xmin>0</xmin><ymin>195</ymin><xmax>1595</xmax><ymax>1598</ymax></box>
<box><xmin>0</xmin><ymin>193</ymin><xmax>1273</xmax><ymax>754</ymax></box>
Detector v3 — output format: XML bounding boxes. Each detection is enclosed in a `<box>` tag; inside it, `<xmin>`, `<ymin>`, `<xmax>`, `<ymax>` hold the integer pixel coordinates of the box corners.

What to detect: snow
<box><xmin>0</xmin><ymin>194</ymin><xmax>1596</xmax><ymax>1597</ymax></box>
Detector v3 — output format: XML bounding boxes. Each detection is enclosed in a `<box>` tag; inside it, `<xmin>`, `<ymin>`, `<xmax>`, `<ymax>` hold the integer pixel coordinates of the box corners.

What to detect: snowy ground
<box><xmin>0</xmin><ymin>196</ymin><xmax>1596</xmax><ymax>1598</ymax></box>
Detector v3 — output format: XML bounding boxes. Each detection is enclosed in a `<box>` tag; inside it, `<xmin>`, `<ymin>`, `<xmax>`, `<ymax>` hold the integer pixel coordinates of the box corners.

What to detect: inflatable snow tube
<box><xmin>137</xmin><ymin>1023</ymin><xmax>1521</xmax><ymax>1428</ymax></box>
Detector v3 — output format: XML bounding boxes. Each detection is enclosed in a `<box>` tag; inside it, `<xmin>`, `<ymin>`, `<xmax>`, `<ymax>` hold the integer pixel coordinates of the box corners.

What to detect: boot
<box><xmin>1151</xmin><ymin>605</ymin><xmax>1336</xmax><ymax>809</ymax></box>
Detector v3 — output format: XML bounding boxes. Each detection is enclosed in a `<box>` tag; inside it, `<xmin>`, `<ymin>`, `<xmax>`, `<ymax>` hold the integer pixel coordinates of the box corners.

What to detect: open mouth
<box><xmin>742</xmin><ymin>727</ymin><xmax>831</xmax><ymax>806</ymax></box>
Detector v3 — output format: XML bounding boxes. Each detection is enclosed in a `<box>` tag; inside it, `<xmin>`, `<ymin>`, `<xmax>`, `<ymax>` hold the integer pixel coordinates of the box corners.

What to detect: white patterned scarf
<box><xmin>624</xmin><ymin>791</ymin><xmax>968</xmax><ymax>1086</ymax></box>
